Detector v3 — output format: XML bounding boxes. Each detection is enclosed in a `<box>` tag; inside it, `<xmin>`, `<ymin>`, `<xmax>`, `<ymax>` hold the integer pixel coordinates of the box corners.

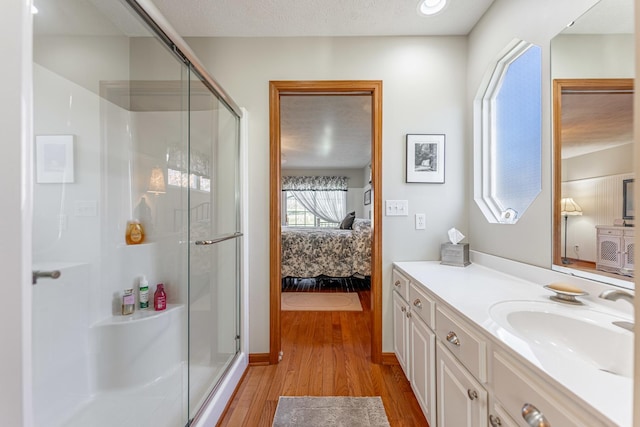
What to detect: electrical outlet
<box><xmin>415</xmin><ymin>213</ymin><xmax>426</xmax><ymax>230</ymax></box>
<box><xmin>574</xmin><ymin>244</ymin><xmax>580</xmax><ymax>252</ymax></box>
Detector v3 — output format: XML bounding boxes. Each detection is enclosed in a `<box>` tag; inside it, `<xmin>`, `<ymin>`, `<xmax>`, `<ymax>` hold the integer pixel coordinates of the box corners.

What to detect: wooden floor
<box><xmin>217</xmin><ymin>291</ymin><xmax>429</xmax><ymax>426</ymax></box>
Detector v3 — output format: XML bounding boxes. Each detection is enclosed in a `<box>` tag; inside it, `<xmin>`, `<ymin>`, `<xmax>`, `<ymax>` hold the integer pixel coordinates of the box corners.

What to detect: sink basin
<box><xmin>489</xmin><ymin>300</ymin><xmax>633</xmax><ymax>377</ymax></box>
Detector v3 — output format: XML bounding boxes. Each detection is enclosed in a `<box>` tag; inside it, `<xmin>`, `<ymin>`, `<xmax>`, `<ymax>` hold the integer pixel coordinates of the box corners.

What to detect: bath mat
<box><xmin>272</xmin><ymin>396</ymin><xmax>390</xmax><ymax>427</ymax></box>
<box><xmin>281</xmin><ymin>292</ymin><xmax>362</xmax><ymax>311</ymax></box>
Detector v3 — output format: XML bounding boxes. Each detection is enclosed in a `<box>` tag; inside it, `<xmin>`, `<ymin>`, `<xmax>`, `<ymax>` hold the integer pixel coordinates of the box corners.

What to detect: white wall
<box><xmin>552</xmin><ymin>34</ymin><xmax>635</xmax><ymax>79</ymax></box>
<box><xmin>0</xmin><ymin>2</ymin><xmax>32</xmax><ymax>426</ymax></box>
<box><xmin>185</xmin><ymin>36</ymin><xmax>468</xmax><ymax>353</ymax></box>
<box><xmin>467</xmin><ymin>0</ymin><xmax>598</xmax><ymax>268</ymax></box>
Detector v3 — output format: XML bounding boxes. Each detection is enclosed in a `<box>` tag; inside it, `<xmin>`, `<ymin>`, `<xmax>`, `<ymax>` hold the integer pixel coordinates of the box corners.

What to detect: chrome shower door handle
<box><xmin>32</xmin><ymin>270</ymin><xmax>61</xmax><ymax>285</ymax></box>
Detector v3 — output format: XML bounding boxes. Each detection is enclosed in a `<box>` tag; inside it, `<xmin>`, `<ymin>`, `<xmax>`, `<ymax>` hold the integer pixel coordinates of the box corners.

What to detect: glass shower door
<box><xmin>32</xmin><ymin>1</ymin><xmax>191</xmax><ymax>426</ymax></box>
<box><xmin>187</xmin><ymin>72</ymin><xmax>242</xmax><ymax>420</ymax></box>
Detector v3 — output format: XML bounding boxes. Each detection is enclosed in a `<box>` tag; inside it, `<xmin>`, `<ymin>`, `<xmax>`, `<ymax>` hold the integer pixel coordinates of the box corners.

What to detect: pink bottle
<box><xmin>154</xmin><ymin>283</ymin><xmax>167</xmax><ymax>311</ymax></box>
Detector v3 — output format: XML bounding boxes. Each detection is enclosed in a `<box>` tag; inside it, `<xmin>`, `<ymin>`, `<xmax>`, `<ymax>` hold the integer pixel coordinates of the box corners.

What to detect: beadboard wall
<box><xmin>562</xmin><ymin>172</ymin><xmax>634</xmax><ymax>262</ymax></box>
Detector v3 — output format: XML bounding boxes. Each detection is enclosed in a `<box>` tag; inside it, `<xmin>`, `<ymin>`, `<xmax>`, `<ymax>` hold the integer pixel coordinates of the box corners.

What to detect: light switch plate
<box><xmin>386</xmin><ymin>200</ymin><xmax>409</xmax><ymax>216</ymax></box>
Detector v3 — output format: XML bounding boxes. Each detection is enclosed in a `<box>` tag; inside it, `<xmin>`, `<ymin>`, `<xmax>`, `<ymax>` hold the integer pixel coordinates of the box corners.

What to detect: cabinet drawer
<box><xmin>392</xmin><ymin>269</ymin><xmax>410</xmax><ymax>301</ymax></box>
<box><xmin>435</xmin><ymin>307</ymin><xmax>486</xmax><ymax>382</ymax></box>
<box><xmin>409</xmin><ymin>281</ymin><xmax>435</xmax><ymax>328</ymax></box>
<box><xmin>598</xmin><ymin>228</ymin><xmax>623</xmax><ymax>237</ymax></box>
<box><xmin>493</xmin><ymin>352</ymin><xmax>605</xmax><ymax>427</ymax></box>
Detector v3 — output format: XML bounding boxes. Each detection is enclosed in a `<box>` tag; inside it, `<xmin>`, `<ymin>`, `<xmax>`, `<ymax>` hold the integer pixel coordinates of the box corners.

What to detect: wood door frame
<box><xmin>552</xmin><ymin>78</ymin><xmax>634</xmax><ymax>266</ymax></box>
<box><xmin>269</xmin><ymin>80</ymin><xmax>383</xmax><ymax>364</ymax></box>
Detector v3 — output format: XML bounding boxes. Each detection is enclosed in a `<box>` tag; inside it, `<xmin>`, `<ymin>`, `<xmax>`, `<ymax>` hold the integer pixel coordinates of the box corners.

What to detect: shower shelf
<box><xmin>94</xmin><ymin>303</ymin><xmax>184</xmax><ymax>326</ymax></box>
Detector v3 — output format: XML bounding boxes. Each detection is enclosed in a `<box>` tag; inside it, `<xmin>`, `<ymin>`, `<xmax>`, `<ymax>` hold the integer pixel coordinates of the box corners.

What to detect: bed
<box><xmin>281</xmin><ymin>218</ymin><xmax>371</xmax><ymax>278</ymax></box>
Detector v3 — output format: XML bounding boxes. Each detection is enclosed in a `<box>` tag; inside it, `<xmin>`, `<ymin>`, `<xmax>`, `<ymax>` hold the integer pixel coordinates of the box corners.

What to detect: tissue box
<box><xmin>440</xmin><ymin>243</ymin><xmax>470</xmax><ymax>267</ymax></box>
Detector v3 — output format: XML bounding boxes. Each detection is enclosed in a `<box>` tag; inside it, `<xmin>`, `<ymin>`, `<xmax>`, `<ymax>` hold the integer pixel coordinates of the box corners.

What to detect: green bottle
<box><xmin>139</xmin><ymin>276</ymin><xmax>149</xmax><ymax>309</ymax></box>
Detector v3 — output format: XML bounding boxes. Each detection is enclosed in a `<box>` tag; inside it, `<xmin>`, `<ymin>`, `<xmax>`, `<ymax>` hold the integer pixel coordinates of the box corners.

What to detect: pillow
<box><xmin>339</xmin><ymin>211</ymin><xmax>356</xmax><ymax>229</ymax></box>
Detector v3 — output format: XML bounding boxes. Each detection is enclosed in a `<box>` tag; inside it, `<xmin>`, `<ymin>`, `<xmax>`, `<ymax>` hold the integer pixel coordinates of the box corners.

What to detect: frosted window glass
<box><xmin>474</xmin><ymin>40</ymin><xmax>542</xmax><ymax>224</ymax></box>
<box><xmin>494</xmin><ymin>45</ymin><xmax>542</xmax><ymax>218</ymax></box>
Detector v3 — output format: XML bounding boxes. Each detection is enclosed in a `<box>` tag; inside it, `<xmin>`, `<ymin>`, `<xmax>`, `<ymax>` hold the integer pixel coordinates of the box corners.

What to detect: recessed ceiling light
<box><xmin>417</xmin><ymin>0</ymin><xmax>448</xmax><ymax>16</ymax></box>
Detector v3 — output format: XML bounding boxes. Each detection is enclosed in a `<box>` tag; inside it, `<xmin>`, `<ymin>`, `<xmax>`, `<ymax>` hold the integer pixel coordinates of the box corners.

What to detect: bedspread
<box><xmin>281</xmin><ymin>219</ymin><xmax>371</xmax><ymax>278</ymax></box>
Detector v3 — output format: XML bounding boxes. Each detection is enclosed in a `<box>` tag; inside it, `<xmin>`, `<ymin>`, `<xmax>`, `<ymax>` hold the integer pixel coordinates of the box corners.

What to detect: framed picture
<box><xmin>36</xmin><ymin>135</ymin><xmax>75</xmax><ymax>183</ymax></box>
<box><xmin>406</xmin><ymin>134</ymin><xmax>445</xmax><ymax>183</ymax></box>
<box><xmin>623</xmin><ymin>178</ymin><xmax>634</xmax><ymax>220</ymax></box>
<box><xmin>364</xmin><ymin>189</ymin><xmax>371</xmax><ymax>206</ymax></box>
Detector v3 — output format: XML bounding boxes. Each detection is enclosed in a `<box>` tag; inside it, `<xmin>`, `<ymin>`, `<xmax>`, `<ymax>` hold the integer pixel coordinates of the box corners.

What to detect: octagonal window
<box><xmin>474</xmin><ymin>39</ymin><xmax>542</xmax><ymax>224</ymax></box>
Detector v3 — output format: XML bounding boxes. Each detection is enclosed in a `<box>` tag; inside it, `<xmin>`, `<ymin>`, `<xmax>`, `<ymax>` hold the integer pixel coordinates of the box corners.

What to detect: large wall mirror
<box><xmin>551</xmin><ymin>0</ymin><xmax>635</xmax><ymax>289</ymax></box>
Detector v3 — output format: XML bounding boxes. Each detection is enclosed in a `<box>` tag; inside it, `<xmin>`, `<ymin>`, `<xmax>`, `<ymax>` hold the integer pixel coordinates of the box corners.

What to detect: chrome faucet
<box><xmin>599</xmin><ymin>290</ymin><xmax>635</xmax><ymax>332</ymax></box>
<box><xmin>599</xmin><ymin>289</ymin><xmax>634</xmax><ymax>305</ymax></box>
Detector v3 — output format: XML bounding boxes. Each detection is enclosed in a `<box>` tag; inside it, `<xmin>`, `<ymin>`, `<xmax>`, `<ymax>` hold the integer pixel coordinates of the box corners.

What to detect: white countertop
<box><xmin>393</xmin><ymin>260</ymin><xmax>633</xmax><ymax>427</ymax></box>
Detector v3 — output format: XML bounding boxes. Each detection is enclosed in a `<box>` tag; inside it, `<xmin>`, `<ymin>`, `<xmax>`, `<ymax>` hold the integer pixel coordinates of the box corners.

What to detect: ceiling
<box><xmin>150</xmin><ymin>0</ymin><xmax>496</xmax><ymax>37</ymax></box>
<box><xmin>281</xmin><ymin>96</ymin><xmax>372</xmax><ymax>170</ymax></box>
<box><xmin>561</xmin><ymin>91</ymin><xmax>634</xmax><ymax>159</ymax></box>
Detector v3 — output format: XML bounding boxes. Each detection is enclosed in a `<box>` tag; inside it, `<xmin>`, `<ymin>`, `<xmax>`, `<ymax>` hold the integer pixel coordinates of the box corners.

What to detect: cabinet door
<box><xmin>436</xmin><ymin>341</ymin><xmax>487</xmax><ymax>427</ymax></box>
<box><xmin>597</xmin><ymin>234</ymin><xmax>621</xmax><ymax>270</ymax></box>
<box><xmin>622</xmin><ymin>236</ymin><xmax>634</xmax><ymax>272</ymax></box>
<box><xmin>410</xmin><ymin>314</ymin><xmax>436</xmax><ymax>424</ymax></box>
<box><xmin>393</xmin><ymin>290</ymin><xmax>410</xmax><ymax>377</ymax></box>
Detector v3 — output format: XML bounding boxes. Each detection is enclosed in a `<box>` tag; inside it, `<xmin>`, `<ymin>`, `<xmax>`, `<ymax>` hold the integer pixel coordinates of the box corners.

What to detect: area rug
<box><xmin>272</xmin><ymin>396</ymin><xmax>390</xmax><ymax>427</ymax></box>
<box><xmin>281</xmin><ymin>292</ymin><xmax>362</xmax><ymax>311</ymax></box>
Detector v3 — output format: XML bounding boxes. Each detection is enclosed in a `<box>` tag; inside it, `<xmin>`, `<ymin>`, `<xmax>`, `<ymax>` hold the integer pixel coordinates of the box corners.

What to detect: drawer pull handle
<box><xmin>401</xmin><ymin>306</ymin><xmax>406</xmax><ymax>312</ymax></box>
<box><xmin>413</xmin><ymin>298</ymin><xmax>422</xmax><ymax>308</ymax></box>
<box><xmin>521</xmin><ymin>403</ymin><xmax>551</xmax><ymax>427</ymax></box>
<box><xmin>446</xmin><ymin>331</ymin><xmax>460</xmax><ymax>346</ymax></box>
<box><xmin>489</xmin><ymin>414</ymin><xmax>502</xmax><ymax>426</ymax></box>
<box><xmin>467</xmin><ymin>389</ymin><xmax>478</xmax><ymax>400</ymax></box>
<box><xmin>394</xmin><ymin>280</ymin><xmax>401</xmax><ymax>287</ymax></box>
<box><xmin>406</xmin><ymin>311</ymin><xmax>412</xmax><ymax>319</ymax></box>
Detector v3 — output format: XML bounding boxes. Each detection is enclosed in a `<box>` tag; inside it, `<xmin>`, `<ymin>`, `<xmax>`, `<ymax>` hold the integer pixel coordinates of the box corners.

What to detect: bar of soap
<box><xmin>547</xmin><ymin>282</ymin><xmax>584</xmax><ymax>294</ymax></box>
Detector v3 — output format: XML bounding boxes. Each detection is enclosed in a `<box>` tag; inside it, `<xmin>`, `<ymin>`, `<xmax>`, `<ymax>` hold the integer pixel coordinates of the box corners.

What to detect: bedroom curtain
<box><xmin>282</xmin><ymin>176</ymin><xmax>348</xmax><ymax>224</ymax></box>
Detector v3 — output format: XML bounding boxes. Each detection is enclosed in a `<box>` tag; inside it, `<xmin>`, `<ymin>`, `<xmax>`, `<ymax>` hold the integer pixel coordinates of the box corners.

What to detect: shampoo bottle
<box><xmin>154</xmin><ymin>283</ymin><xmax>167</xmax><ymax>311</ymax></box>
<box><xmin>139</xmin><ymin>276</ymin><xmax>149</xmax><ymax>309</ymax></box>
<box><xmin>122</xmin><ymin>289</ymin><xmax>135</xmax><ymax>315</ymax></box>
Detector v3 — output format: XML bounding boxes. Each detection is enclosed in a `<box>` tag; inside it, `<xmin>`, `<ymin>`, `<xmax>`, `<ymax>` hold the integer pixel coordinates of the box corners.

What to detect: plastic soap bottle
<box><xmin>139</xmin><ymin>276</ymin><xmax>149</xmax><ymax>309</ymax></box>
<box><xmin>154</xmin><ymin>283</ymin><xmax>167</xmax><ymax>311</ymax></box>
<box><xmin>125</xmin><ymin>219</ymin><xmax>144</xmax><ymax>245</ymax></box>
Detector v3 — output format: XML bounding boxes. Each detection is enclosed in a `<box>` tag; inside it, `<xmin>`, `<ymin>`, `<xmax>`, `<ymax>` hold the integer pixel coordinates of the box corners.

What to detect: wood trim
<box><xmin>269</xmin><ymin>82</ymin><xmax>282</xmax><ymax>365</ymax></box>
<box><xmin>381</xmin><ymin>352</ymin><xmax>399</xmax><ymax>366</ymax></box>
<box><xmin>269</xmin><ymin>80</ymin><xmax>384</xmax><ymax>365</ymax></box>
<box><xmin>370</xmin><ymin>81</ymin><xmax>383</xmax><ymax>365</ymax></box>
<box><xmin>552</xmin><ymin>79</ymin><xmax>634</xmax><ymax>267</ymax></box>
<box><xmin>248</xmin><ymin>353</ymin><xmax>271</xmax><ymax>366</ymax></box>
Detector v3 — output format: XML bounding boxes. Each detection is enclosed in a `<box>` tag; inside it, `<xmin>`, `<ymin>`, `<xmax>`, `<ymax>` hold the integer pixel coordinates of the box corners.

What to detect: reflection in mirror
<box><xmin>623</xmin><ymin>179</ymin><xmax>634</xmax><ymax>220</ymax></box>
<box><xmin>551</xmin><ymin>0</ymin><xmax>635</xmax><ymax>289</ymax></box>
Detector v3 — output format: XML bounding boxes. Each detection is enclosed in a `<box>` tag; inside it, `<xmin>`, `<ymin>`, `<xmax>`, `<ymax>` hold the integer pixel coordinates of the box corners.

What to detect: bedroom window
<box><xmin>166</xmin><ymin>144</ymin><xmax>211</xmax><ymax>192</ymax></box>
<box><xmin>284</xmin><ymin>192</ymin><xmax>343</xmax><ymax>227</ymax></box>
<box><xmin>282</xmin><ymin>176</ymin><xmax>349</xmax><ymax>227</ymax></box>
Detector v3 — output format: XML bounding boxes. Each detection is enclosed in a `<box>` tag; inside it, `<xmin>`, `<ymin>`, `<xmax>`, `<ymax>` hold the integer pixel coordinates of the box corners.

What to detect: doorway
<box><xmin>552</xmin><ymin>79</ymin><xmax>634</xmax><ymax>283</ymax></box>
<box><xmin>269</xmin><ymin>80</ymin><xmax>383</xmax><ymax>364</ymax></box>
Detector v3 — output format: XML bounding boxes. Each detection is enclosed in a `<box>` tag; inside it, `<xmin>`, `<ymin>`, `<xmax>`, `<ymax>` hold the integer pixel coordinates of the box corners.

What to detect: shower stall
<box><xmin>31</xmin><ymin>1</ymin><xmax>246</xmax><ymax>425</ymax></box>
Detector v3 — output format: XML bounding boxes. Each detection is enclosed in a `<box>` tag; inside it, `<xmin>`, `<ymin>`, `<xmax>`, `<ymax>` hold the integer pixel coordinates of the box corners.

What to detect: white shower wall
<box><xmin>32</xmin><ymin>60</ymin><xmax>189</xmax><ymax>425</ymax></box>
